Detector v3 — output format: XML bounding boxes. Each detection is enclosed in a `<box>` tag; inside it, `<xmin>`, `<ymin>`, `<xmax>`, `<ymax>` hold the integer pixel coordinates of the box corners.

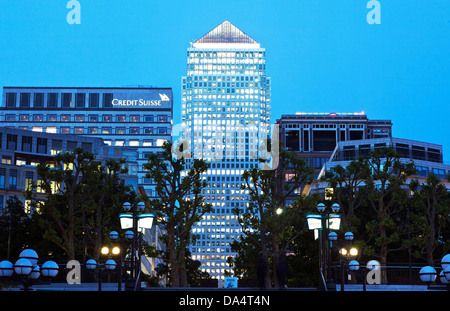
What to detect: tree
<box><xmin>228</xmin><ymin>232</ymin><xmax>263</xmax><ymax>284</ymax></box>
<box><xmin>408</xmin><ymin>173</ymin><xmax>450</xmax><ymax>265</ymax></box>
<box><xmin>143</xmin><ymin>142</ymin><xmax>211</xmax><ymax>287</ymax></box>
<box><xmin>362</xmin><ymin>147</ymin><xmax>416</xmax><ymax>281</ymax></box>
<box><xmin>0</xmin><ymin>196</ymin><xmax>29</xmax><ymax>260</ymax></box>
<box><xmin>27</xmin><ymin>147</ymin><xmax>130</xmax><ymax>260</ymax></box>
<box><xmin>236</xmin><ymin>148</ymin><xmax>317</xmax><ymax>288</ymax></box>
<box><xmin>321</xmin><ymin>159</ymin><xmax>371</xmax><ymax>231</ymax></box>
<box><xmin>78</xmin><ymin>158</ymin><xmax>131</xmax><ymax>261</ymax></box>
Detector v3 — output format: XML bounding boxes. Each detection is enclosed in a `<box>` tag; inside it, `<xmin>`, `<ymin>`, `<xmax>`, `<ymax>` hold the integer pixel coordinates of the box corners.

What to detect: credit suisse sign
<box><xmin>112</xmin><ymin>93</ymin><xmax>171</xmax><ymax>108</ymax></box>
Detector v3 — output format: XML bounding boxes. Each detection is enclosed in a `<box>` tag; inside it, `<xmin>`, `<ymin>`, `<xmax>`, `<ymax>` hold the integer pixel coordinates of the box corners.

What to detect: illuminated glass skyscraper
<box><xmin>180</xmin><ymin>21</ymin><xmax>271</xmax><ymax>279</ymax></box>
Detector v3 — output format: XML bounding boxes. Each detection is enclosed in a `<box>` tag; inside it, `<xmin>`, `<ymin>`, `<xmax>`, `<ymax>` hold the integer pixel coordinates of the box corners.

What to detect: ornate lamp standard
<box><xmin>108</xmin><ymin>230</ymin><xmax>128</xmax><ymax>291</ymax></box>
<box><xmin>0</xmin><ymin>249</ymin><xmax>59</xmax><ymax>291</ymax></box>
<box><xmin>86</xmin><ymin>256</ymin><xmax>116</xmax><ymax>292</ymax></box>
<box><xmin>306</xmin><ymin>202</ymin><xmax>341</xmax><ymax>291</ymax></box>
<box><xmin>328</xmin><ymin>231</ymin><xmax>358</xmax><ymax>291</ymax></box>
<box><xmin>419</xmin><ymin>254</ymin><xmax>450</xmax><ymax>290</ymax></box>
<box><xmin>119</xmin><ymin>201</ymin><xmax>154</xmax><ymax>291</ymax></box>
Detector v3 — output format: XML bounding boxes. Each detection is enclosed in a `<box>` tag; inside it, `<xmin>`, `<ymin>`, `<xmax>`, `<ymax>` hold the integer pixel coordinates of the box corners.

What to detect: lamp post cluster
<box><xmin>85</xmin><ymin>253</ymin><xmax>117</xmax><ymax>292</ymax></box>
<box><xmin>419</xmin><ymin>254</ymin><xmax>450</xmax><ymax>290</ymax></box>
<box><xmin>307</xmin><ymin>203</ymin><xmax>360</xmax><ymax>291</ymax></box>
<box><xmin>0</xmin><ymin>249</ymin><xmax>59</xmax><ymax>291</ymax></box>
<box><xmin>117</xmin><ymin>201</ymin><xmax>154</xmax><ymax>291</ymax></box>
<box><xmin>0</xmin><ymin>201</ymin><xmax>154</xmax><ymax>292</ymax></box>
<box><xmin>329</xmin><ymin>231</ymin><xmax>360</xmax><ymax>291</ymax></box>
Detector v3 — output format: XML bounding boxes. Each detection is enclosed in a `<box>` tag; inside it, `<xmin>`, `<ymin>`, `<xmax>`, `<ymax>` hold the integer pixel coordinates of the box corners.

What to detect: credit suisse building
<box><xmin>0</xmin><ymin>86</ymin><xmax>173</xmax><ymax>198</ymax></box>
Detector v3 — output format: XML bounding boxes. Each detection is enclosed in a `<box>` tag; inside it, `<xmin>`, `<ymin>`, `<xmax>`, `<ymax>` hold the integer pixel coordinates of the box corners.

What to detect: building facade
<box><xmin>0</xmin><ymin>126</ymin><xmax>167</xmax><ymax>279</ymax></box>
<box><xmin>180</xmin><ymin>21</ymin><xmax>271</xmax><ymax>279</ymax></box>
<box><xmin>0</xmin><ymin>86</ymin><xmax>173</xmax><ymax>198</ymax></box>
<box><xmin>0</xmin><ymin>126</ymin><xmax>138</xmax><ymax>211</ymax></box>
<box><xmin>309</xmin><ymin>136</ymin><xmax>450</xmax><ymax>196</ymax></box>
<box><xmin>277</xmin><ymin>112</ymin><xmax>392</xmax><ymax>172</ymax></box>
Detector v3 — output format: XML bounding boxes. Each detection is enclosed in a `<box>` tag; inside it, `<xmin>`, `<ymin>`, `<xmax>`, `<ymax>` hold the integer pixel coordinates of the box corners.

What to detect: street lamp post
<box><xmin>109</xmin><ymin>230</ymin><xmax>126</xmax><ymax>291</ymax></box>
<box><xmin>328</xmin><ymin>231</ymin><xmax>358</xmax><ymax>291</ymax></box>
<box><xmin>419</xmin><ymin>254</ymin><xmax>450</xmax><ymax>290</ymax></box>
<box><xmin>0</xmin><ymin>249</ymin><xmax>59</xmax><ymax>291</ymax></box>
<box><xmin>338</xmin><ymin>245</ymin><xmax>358</xmax><ymax>291</ymax></box>
<box><xmin>306</xmin><ymin>202</ymin><xmax>341</xmax><ymax>291</ymax></box>
<box><xmin>119</xmin><ymin>201</ymin><xmax>154</xmax><ymax>291</ymax></box>
<box><xmin>86</xmin><ymin>256</ymin><xmax>117</xmax><ymax>292</ymax></box>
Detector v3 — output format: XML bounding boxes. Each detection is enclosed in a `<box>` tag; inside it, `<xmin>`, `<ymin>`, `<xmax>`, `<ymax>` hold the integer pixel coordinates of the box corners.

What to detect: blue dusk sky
<box><xmin>0</xmin><ymin>0</ymin><xmax>449</xmax><ymax>161</ymax></box>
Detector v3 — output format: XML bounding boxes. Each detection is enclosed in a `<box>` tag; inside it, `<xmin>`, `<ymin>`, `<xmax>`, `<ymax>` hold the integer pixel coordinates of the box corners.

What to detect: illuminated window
<box><xmin>325</xmin><ymin>188</ymin><xmax>334</xmax><ymax>201</ymax></box>
<box><xmin>102</xmin><ymin>127</ymin><xmax>112</xmax><ymax>134</ymax></box>
<box><xmin>16</xmin><ymin>159</ymin><xmax>26</xmax><ymax>166</ymax></box>
<box><xmin>51</xmin><ymin>140</ymin><xmax>62</xmax><ymax>155</ymax></box>
<box><xmin>25</xmin><ymin>200</ymin><xmax>32</xmax><ymax>214</ymax></box>
<box><xmin>75</xmin><ymin>115</ymin><xmax>84</xmax><ymax>122</ymax></box>
<box><xmin>89</xmin><ymin>115</ymin><xmax>98</xmax><ymax>122</ymax></box>
<box><xmin>61</xmin><ymin>115</ymin><xmax>71</xmax><ymax>122</ymax></box>
<box><xmin>36</xmin><ymin>180</ymin><xmax>45</xmax><ymax>193</ymax></box>
<box><xmin>50</xmin><ymin>181</ymin><xmax>59</xmax><ymax>194</ymax></box>
<box><xmin>25</xmin><ymin>172</ymin><xmax>34</xmax><ymax>191</ymax></box>
<box><xmin>33</xmin><ymin>114</ymin><xmax>43</xmax><ymax>121</ymax></box>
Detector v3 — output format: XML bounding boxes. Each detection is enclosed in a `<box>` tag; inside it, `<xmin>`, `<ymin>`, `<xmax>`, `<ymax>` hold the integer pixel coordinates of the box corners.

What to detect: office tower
<box><xmin>310</xmin><ymin>136</ymin><xmax>450</xmax><ymax>196</ymax></box>
<box><xmin>180</xmin><ymin>21</ymin><xmax>271</xmax><ymax>279</ymax></box>
<box><xmin>0</xmin><ymin>127</ymin><xmax>133</xmax><ymax>212</ymax></box>
<box><xmin>277</xmin><ymin>112</ymin><xmax>392</xmax><ymax>172</ymax></box>
<box><xmin>0</xmin><ymin>87</ymin><xmax>172</xmax><ymax>281</ymax></box>
<box><xmin>0</xmin><ymin>86</ymin><xmax>173</xmax><ymax>198</ymax></box>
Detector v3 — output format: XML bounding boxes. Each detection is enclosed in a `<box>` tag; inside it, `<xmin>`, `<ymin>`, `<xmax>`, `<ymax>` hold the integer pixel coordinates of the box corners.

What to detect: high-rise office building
<box><xmin>309</xmin><ymin>136</ymin><xmax>450</xmax><ymax>196</ymax></box>
<box><xmin>277</xmin><ymin>112</ymin><xmax>392</xmax><ymax>172</ymax></box>
<box><xmin>0</xmin><ymin>86</ymin><xmax>173</xmax><ymax>198</ymax></box>
<box><xmin>180</xmin><ymin>21</ymin><xmax>271</xmax><ymax>279</ymax></box>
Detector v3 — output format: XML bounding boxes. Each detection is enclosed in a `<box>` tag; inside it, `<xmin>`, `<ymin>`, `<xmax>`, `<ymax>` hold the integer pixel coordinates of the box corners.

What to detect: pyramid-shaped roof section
<box><xmin>193</xmin><ymin>21</ymin><xmax>260</xmax><ymax>48</ymax></box>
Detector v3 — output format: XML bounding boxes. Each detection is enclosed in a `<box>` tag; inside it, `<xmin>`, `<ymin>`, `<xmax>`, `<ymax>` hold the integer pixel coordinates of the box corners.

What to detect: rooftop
<box><xmin>192</xmin><ymin>20</ymin><xmax>260</xmax><ymax>48</ymax></box>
